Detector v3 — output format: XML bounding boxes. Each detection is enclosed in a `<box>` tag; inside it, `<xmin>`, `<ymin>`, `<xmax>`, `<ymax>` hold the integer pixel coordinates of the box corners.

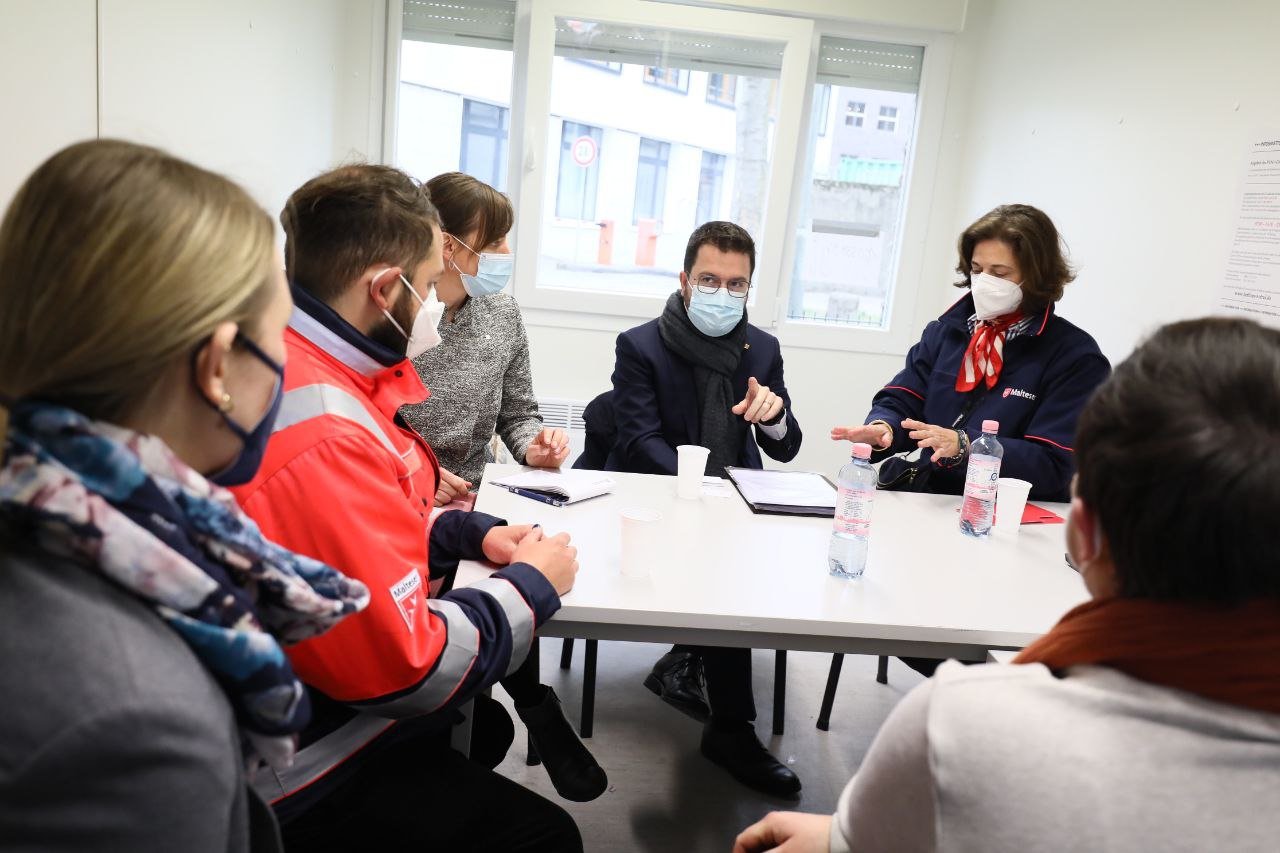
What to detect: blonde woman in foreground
<box><xmin>0</xmin><ymin>140</ymin><xmax>366</xmax><ymax>852</ymax></box>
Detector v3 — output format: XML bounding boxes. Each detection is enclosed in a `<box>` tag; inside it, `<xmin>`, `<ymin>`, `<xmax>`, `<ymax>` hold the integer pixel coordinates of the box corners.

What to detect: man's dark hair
<box><xmin>684</xmin><ymin>221</ymin><xmax>756</xmax><ymax>277</ymax></box>
<box><xmin>1075</xmin><ymin>317</ymin><xmax>1280</xmax><ymax>603</ymax></box>
<box><xmin>281</xmin><ymin>164</ymin><xmax>440</xmax><ymax>304</ymax></box>
<box><xmin>953</xmin><ymin>204</ymin><xmax>1075</xmax><ymax>313</ymax></box>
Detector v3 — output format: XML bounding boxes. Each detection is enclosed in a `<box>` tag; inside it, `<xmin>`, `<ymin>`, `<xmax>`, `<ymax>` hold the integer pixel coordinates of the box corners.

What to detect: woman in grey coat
<box><xmin>0</xmin><ymin>140</ymin><xmax>366</xmax><ymax>852</ymax></box>
<box><xmin>400</xmin><ymin>172</ymin><xmax>569</xmax><ymax>504</ymax></box>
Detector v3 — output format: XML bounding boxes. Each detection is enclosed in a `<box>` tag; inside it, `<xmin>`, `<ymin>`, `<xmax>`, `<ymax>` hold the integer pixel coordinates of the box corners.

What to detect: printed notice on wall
<box><xmin>1218</xmin><ymin>133</ymin><xmax>1280</xmax><ymax>328</ymax></box>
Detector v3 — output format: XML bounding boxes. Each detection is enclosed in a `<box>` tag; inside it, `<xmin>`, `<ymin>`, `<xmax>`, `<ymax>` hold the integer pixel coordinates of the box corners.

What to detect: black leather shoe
<box><xmin>643</xmin><ymin>651</ymin><xmax>710</xmax><ymax>722</ymax></box>
<box><xmin>700</xmin><ymin>724</ymin><xmax>801</xmax><ymax>799</ymax></box>
<box><xmin>516</xmin><ymin>687</ymin><xmax>608</xmax><ymax>802</ymax></box>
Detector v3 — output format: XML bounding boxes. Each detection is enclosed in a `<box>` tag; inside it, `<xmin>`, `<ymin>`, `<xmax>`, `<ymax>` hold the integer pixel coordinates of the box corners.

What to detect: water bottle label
<box><xmin>962</xmin><ymin>455</ymin><xmax>1000</xmax><ymax>502</ymax></box>
<box><xmin>834</xmin><ymin>486</ymin><xmax>874</xmax><ymax>537</ymax></box>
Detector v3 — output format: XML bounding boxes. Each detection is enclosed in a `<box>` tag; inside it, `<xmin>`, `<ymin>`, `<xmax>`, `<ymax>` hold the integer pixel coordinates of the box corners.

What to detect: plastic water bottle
<box><xmin>959</xmin><ymin>420</ymin><xmax>1004</xmax><ymax>539</ymax></box>
<box><xmin>829</xmin><ymin>442</ymin><xmax>876</xmax><ymax>578</ymax></box>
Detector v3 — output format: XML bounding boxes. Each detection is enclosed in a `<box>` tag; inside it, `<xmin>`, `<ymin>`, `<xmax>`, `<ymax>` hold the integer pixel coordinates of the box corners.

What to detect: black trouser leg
<box><xmin>699</xmin><ymin>645</ymin><xmax>756</xmax><ymax>727</ymax></box>
<box><xmin>501</xmin><ymin>642</ymin><xmax>548</xmax><ymax>708</ymax></box>
<box><xmin>280</xmin><ymin>697</ymin><xmax>581</xmax><ymax>853</ymax></box>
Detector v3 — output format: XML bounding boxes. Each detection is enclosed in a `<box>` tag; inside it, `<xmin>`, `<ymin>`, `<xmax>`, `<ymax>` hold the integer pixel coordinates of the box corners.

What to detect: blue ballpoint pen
<box><xmin>501</xmin><ymin>485</ymin><xmax>567</xmax><ymax>507</ymax></box>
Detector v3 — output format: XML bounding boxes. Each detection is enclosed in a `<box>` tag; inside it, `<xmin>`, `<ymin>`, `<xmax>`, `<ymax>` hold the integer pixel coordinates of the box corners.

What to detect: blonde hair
<box><xmin>0</xmin><ymin>139</ymin><xmax>275</xmax><ymax>435</ymax></box>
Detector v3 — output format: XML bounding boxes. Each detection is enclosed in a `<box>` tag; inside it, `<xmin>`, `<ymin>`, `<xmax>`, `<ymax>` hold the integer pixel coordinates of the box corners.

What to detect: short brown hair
<box><xmin>684</xmin><ymin>221</ymin><xmax>756</xmax><ymax>277</ymax></box>
<box><xmin>426</xmin><ymin>172</ymin><xmax>513</xmax><ymax>251</ymax></box>
<box><xmin>953</xmin><ymin>204</ymin><xmax>1075</xmax><ymax>312</ymax></box>
<box><xmin>281</xmin><ymin>164</ymin><xmax>439</xmax><ymax>304</ymax></box>
<box><xmin>1075</xmin><ymin>318</ymin><xmax>1280</xmax><ymax>603</ymax></box>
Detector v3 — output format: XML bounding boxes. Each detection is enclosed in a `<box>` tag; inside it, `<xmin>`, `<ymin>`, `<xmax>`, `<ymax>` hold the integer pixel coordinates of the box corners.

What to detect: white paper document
<box><xmin>726</xmin><ymin>468</ymin><xmax>837</xmax><ymax>509</ymax></box>
<box><xmin>1217</xmin><ymin>131</ymin><xmax>1280</xmax><ymax>329</ymax></box>
<box><xmin>490</xmin><ymin>469</ymin><xmax>615</xmax><ymax>503</ymax></box>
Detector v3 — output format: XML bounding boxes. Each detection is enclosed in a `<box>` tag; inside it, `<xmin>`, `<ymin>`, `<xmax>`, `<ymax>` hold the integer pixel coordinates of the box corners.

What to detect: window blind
<box><xmin>403</xmin><ymin>0</ymin><xmax>515</xmax><ymax>49</ymax></box>
<box><xmin>816</xmin><ymin>36</ymin><xmax>923</xmax><ymax>93</ymax></box>
<box><xmin>554</xmin><ymin>17</ymin><xmax>784</xmax><ymax>78</ymax></box>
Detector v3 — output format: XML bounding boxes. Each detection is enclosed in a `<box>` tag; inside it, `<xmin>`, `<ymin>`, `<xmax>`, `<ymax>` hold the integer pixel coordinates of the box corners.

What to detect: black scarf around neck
<box><xmin>657</xmin><ymin>291</ymin><xmax>748</xmax><ymax>475</ymax></box>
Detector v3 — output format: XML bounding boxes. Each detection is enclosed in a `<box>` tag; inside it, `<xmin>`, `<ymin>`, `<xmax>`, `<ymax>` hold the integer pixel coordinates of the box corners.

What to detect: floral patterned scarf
<box><xmin>0</xmin><ymin>402</ymin><xmax>369</xmax><ymax>769</ymax></box>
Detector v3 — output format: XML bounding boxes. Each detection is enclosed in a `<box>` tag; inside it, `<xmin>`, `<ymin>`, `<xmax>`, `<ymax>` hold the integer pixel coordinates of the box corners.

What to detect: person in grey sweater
<box><xmin>0</xmin><ymin>141</ymin><xmax>366</xmax><ymax>852</ymax></box>
<box><xmin>734</xmin><ymin>317</ymin><xmax>1280</xmax><ymax>853</ymax></box>
<box><xmin>400</xmin><ymin>172</ymin><xmax>569</xmax><ymax>502</ymax></box>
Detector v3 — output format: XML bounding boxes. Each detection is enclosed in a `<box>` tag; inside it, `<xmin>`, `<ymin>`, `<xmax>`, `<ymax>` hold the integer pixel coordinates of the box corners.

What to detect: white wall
<box><xmin>0</xmin><ymin>0</ymin><xmax>97</xmax><ymax>207</ymax></box>
<box><xmin>97</xmin><ymin>0</ymin><xmax>384</xmax><ymax>219</ymax></box>
<box><xmin>1</xmin><ymin>0</ymin><xmax>384</xmax><ymax>221</ymax></box>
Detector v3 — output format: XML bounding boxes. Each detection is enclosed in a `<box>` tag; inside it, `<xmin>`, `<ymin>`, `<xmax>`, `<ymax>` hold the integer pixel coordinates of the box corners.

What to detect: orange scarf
<box><xmin>956</xmin><ymin>312</ymin><xmax>1022</xmax><ymax>392</ymax></box>
<box><xmin>1015</xmin><ymin>597</ymin><xmax>1280</xmax><ymax>716</ymax></box>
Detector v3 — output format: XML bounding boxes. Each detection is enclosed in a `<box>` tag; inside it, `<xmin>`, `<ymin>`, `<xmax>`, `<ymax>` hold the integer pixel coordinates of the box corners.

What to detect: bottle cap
<box><xmin>851</xmin><ymin>442</ymin><xmax>872</xmax><ymax>459</ymax></box>
<box><xmin>982</xmin><ymin>420</ymin><xmax>999</xmax><ymax>433</ymax></box>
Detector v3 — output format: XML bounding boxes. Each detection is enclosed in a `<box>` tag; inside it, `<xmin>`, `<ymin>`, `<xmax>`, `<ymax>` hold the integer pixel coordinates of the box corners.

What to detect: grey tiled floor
<box><xmin>493</xmin><ymin>640</ymin><xmax>926</xmax><ymax>853</ymax></box>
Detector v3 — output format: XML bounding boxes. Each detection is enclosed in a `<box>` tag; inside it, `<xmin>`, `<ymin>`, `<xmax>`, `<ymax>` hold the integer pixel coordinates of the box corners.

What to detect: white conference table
<box><xmin>456</xmin><ymin>463</ymin><xmax>1087</xmax><ymax>741</ymax></box>
<box><xmin>459</xmin><ymin>463</ymin><xmax>1087</xmax><ymax>660</ymax></box>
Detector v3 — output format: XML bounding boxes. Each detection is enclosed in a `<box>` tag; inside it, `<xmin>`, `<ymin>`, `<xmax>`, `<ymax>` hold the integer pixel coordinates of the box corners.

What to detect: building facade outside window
<box><xmin>460</xmin><ymin>99</ymin><xmax>510</xmax><ymax>190</ymax></box>
<box><xmin>696</xmin><ymin>151</ymin><xmax>726</xmax><ymax>223</ymax></box>
<box><xmin>643</xmin><ymin>66</ymin><xmax>690</xmax><ymax>92</ymax></box>
<box><xmin>556</xmin><ymin>120</ymin><xmax>603</xmax><ymax>220</ymax></box>
<box><xmin>633</xmin><ymin>137</ymin><xmax>670</xmax><ymax>224</ymax></box>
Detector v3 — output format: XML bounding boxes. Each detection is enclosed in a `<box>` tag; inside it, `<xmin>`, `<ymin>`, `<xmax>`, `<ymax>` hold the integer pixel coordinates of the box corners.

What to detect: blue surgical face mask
<box><xmin>686</xmin><ymin>286</ymin><xmax>745</xmax><ymax>338</ymax></box>
<box><xmin>204</xmin><ymin>333</ymin><xmax>285</xmax><ymax>487</ymax></box>
<box><xmin>449</xmin><ymin>234</ymin><xmax>513</xmax><ymax>298</ymax></box>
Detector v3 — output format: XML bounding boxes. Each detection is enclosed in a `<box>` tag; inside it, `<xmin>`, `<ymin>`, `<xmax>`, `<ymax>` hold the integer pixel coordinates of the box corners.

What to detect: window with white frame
<box><xmin>529</xmin><ymin>11</ymin><xmax>787</xmax><ymax>300</ymax></box>
<box><xmin>877</xmin><ymin>104</ymin><xmax>899</xmax><ymax>132</ymax></box>
<box><xmin>642</xmin><ymin>67</ymin><xmax>690</xmax><ymax>93</ymax></box>
<box><xmin>633</xmin><ymin>138</ymin><xmax>670</xmax><ymax>224</ymax></box>
<box><xmin>395</xmin><ymin>1</ymin><xmax>515</xmax><ymax>190</ymax></box>
<box><xmin>706</xmin><ymin>72</ymin><xmax>737</xmax><ymax>107</ymax></box>
<box><xmin>845</xmin><ymin>100</ymin><xmax>865</xmax><ymax>127</ymax></box>
<box><xmin>390</xmin><ymin>1</ymin><xmax>945</xmax><ymax>352</ymax></box>
<box><xmin>460</xmin><ymin>99</ymin><xmax>510</xmax><ymax>189</ymax></box>
<box><xmin>555</xmin><ymin>121</ymin><xmax>603</xmax><ymax>220</ymax></box>
<box><xmin>695</xmin><ymin>151</ymin><xmax>726</xmax><ymax>224</ymax></box>
<box><xmin>788</xmin><ymin>36</ymin><xmax>922</xmax><ymax>329</ymax></box>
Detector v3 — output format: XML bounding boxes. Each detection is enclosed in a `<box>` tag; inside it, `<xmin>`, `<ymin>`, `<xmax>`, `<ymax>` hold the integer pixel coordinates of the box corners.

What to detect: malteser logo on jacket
<box><xmin>1003</xmin><ymin>387</ymin><xmax>1037</xmax><ymax>401</ymax></box>
<box><xmin>390</xmin><ymin>569</ymin><xmax>423</xmax><ymax>633</ymax></box>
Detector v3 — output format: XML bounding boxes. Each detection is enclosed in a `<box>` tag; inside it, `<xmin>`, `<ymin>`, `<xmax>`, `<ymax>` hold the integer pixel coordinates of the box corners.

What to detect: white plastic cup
<box><xmin>994</xmin><ymin>478</ymin><xmax>1033</xmax><ymax>536</ymax></box>
<box><xmin>676</xmin><ymin>445</ymin><xmax>710</xmax><ymax>500</ymax></box>
<box><xmin>619</xmin><ymin>507</ymin><xmax>663</xmax><ymax>578</ymax></box>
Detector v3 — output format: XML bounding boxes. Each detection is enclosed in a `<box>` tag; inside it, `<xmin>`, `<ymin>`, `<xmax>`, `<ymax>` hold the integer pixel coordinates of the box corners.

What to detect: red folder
<box><xmin>1022</xmin><ymin>502</ymin><xmax>1064</xmax><ymax>524</ymax></box>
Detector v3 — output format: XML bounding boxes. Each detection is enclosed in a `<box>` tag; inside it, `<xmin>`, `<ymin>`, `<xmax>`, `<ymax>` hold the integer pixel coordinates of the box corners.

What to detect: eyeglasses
<box><xmin>691</xmin><ymin>273</ymin><xmax>751</xmax><ymax>298</ymax></box>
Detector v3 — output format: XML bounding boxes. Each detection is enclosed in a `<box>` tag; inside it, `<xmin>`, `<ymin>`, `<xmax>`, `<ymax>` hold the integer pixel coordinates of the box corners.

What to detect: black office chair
<box><xmin>816</xmin><ymin>654</ymin><xmax>890</xmax><ymax>730</ymax></box>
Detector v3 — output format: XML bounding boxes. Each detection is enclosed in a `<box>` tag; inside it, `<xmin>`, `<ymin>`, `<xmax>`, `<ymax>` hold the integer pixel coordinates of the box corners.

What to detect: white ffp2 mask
<box><xmin>376</xmin><ymin>270</ymin><xmax>443</xmax><ymax>359</ymax></box>
<box><xmin>970</xmin><ymin>271</ymin><xmax>1023</xmax><ymax>320</ymax></box>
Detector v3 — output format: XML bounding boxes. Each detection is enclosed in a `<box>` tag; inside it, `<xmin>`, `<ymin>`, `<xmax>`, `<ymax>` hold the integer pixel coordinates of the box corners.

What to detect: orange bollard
<box><xmin>636</xmin><ymin>219</ymin><xmax>658</xmax><ymax>267</ymax></box>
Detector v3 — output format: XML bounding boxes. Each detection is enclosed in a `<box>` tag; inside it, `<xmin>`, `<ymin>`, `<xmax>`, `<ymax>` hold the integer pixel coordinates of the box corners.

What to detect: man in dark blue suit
<box><xmin>608</xmin><ymin>222</ymin><xmax>802</xmax><ymax>798</ymax></box>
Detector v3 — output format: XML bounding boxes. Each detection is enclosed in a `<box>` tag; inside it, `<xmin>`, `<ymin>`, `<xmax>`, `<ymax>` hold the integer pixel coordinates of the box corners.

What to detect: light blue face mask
<box><xmin>686</xmin><ymin>286</ymin><xmax>745</xmax><ymax>337</ymax></box>
<box><xmin>449</xmin><ymin>234</ymin><xmax>513</xmax><ymax>298</ymax></box>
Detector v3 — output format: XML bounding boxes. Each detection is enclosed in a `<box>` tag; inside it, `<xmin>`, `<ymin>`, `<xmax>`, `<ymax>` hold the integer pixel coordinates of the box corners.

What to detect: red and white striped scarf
<box><xmin>956</xmin><ymin>312</ymin><xmax>1023</xmax><ymax>392</ymax></box>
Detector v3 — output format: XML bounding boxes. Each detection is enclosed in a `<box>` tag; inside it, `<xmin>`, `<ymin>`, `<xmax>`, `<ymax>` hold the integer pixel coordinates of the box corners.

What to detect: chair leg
<box><xmin>526</xmin><ymin>636</ymin><xmax>541</xmax><ymax>765</ymax></box>
<box><xmin>580</xmin><ymin>639</ymin><xmax>598</xmax><ymax>739</ymax></box>
<box><xmin>772</xmin><ymin>649</ymin><xmax>787</xmax><ymax>736</ymax></box>
<box><xmin>817</xmin><ymin>653</ymin><xmax>844</xmax><ymax>731</ymax></box>
<box><xmin>559</xmin><ymin>638</ymin><xmax>575</xmax><ymax>670</ymax></box>
<box><xmin>876</xmin><ymin>655</ymin><xmax>889</xmax><ymax>685</ymax></box>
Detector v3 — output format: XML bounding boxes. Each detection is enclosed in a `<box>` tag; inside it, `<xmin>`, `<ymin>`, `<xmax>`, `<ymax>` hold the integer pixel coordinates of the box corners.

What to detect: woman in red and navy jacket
<box><xmin>832</xmin><ymin>204</ymin><xmax>1110</xmax><ymax>502</ymax></box>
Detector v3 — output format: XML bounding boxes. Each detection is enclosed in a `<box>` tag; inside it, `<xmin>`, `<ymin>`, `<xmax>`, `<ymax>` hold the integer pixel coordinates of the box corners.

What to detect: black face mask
<box><xmin>199</xmin><ymin>333</ymin><xmax>285</xmax><ymax>487</ymax></box>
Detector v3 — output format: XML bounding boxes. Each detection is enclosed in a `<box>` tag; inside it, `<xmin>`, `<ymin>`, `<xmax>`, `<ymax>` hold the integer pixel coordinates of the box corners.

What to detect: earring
<box><xmin>219</xmin><ymin>392</ymin><xmax>234</xmax><ymax>413</ymax></box>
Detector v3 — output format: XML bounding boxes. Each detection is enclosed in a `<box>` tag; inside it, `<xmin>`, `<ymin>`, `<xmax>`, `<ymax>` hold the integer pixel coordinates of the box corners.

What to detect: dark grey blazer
<box><xmin>0</xmin><ymin>538</ymin><xmax>281</xmax><ymax>852</ymax></box>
